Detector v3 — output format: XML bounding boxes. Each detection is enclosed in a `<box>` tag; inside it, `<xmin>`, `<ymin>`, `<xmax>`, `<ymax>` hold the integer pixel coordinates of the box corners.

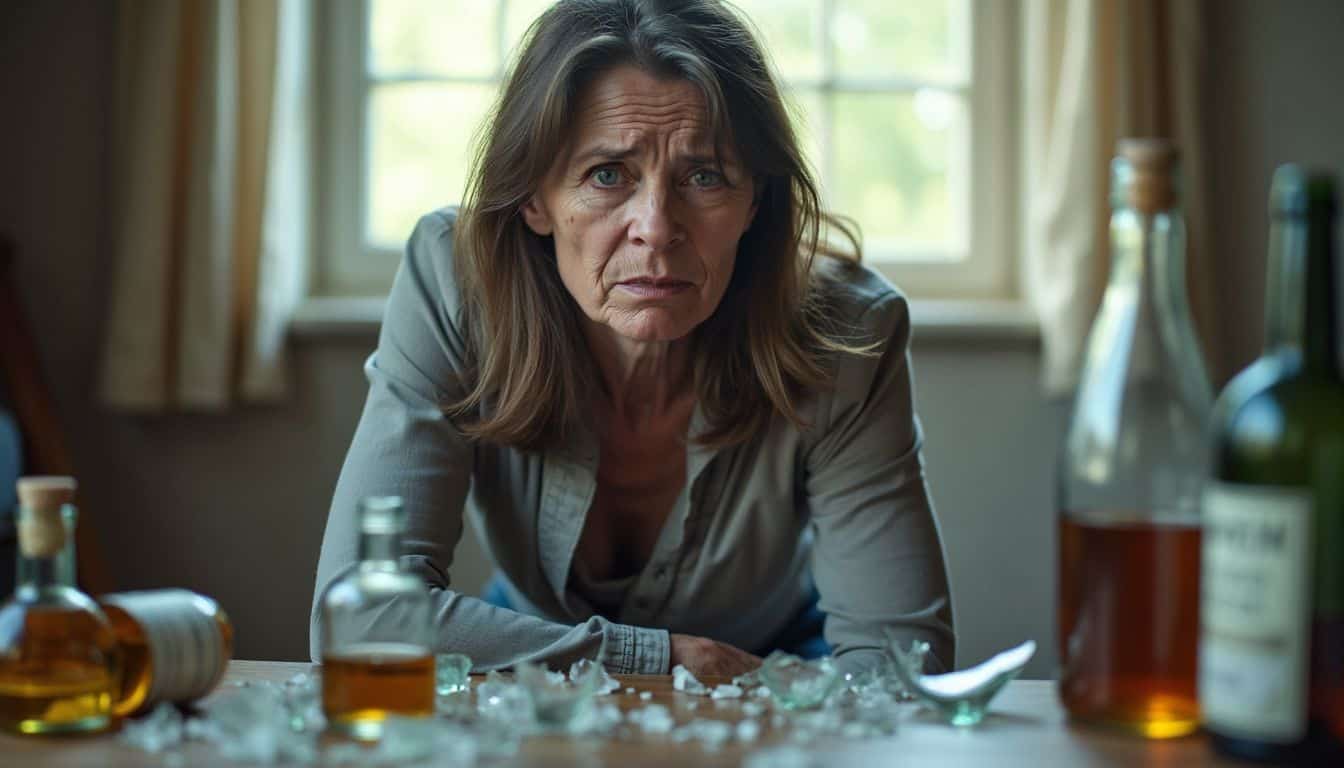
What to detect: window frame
<box><xmin>313</xmin><ymin>0</ymin><xmax>1020</xmax><ymax>301</ymax></box>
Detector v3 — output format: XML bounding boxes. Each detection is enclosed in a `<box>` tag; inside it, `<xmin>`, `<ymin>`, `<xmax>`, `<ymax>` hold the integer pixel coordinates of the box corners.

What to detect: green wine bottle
<box><xmin>1200</xmin><ymin>167</ymin><xmax>1344</xmax><ymax>763</ymax></box>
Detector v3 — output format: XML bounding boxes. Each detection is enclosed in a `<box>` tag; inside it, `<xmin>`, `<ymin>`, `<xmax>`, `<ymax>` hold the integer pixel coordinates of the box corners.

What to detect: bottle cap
<box><xmin>358</xmin><ymin>496</ymin><xmax>405</xmax><ymax>535</ymax></box>
<box><xmin>1116</xmin><ymin>138</ymin><xmax>1179</xmax><ymax>214</ymax></box>
<box><xmin>16</xmin><ymin>476</ymin><xmax>76</xmax><ymax>558</ymax></box>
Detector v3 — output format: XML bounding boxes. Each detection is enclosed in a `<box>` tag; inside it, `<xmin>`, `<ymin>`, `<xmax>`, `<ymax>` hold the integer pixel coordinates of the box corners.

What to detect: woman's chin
<box><xmin>607</xmin><ymin>309</ymin><xmax>698</xmax><ymax>344</ymax></box>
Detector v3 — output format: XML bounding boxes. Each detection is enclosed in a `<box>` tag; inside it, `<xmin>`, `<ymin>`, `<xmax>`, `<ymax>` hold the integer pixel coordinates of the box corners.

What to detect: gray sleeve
<box><xmin>804</xmin><ymin>289</ymin><xmax>955</xmax><ymax>676</ymax></box>
<box><xmin>309</xmin><ymin>210</ymin><xmax>669</xmax><ymax>674</ymax></box>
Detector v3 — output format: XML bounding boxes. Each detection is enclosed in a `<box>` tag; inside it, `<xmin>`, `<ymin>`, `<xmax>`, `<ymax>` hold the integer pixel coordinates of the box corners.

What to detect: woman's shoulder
<box><xmin>809</xmin><ymin>256</ymin><xmax>911</xmax><ymax>344</ymax></box>
<box><xmin>397</xmin><ymin>206</ymin><xmax>465</xmax><ymax>317</ymax></box>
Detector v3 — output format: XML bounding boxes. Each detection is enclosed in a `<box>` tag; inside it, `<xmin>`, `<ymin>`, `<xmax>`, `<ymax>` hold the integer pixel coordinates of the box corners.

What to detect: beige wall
<box><xmin>1</xmin><ymin>0</ymin><xmax>1340</xmax><ymax>679</ymax></box>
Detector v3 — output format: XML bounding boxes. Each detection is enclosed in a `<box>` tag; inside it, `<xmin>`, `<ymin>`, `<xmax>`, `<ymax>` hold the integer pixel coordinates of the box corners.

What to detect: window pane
<box><xmin>504</xmin><ymin>0</ymin><xmax>557</xmax><ymax>60</ymax></box>
<box><xmin>784</xmin><ymin>88</ymin><xmax>825</xmax><ymax>187</ymax></box>
<box><xmin>370</xmin><ymin>0</ymin><xmax>500</xmax><ymax>78</ymax></box>
<box><xmin>832</xmin><ymin>0</ymin><xmax>969</xmax><ymax>83</ymax></box>
<box><xmin>831</xmin><ymin>90</ymin><xmax>967</xmax><ymax>258</ymax></box>
<box><xmin>731</xmin><ymin>0</ymin><xmax>822</xmax><ymax>81</ymax></box>
<box><xmin>367</xmin><ymin>83</ymin><xmax>495</xmax><ymax>247</ymax></box>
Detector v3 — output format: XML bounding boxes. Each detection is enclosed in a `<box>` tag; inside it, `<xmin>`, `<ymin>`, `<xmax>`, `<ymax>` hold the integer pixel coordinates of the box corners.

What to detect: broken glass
<box><xmin>884</xmin><ymin>632</ymin><xmax>1036</xmax><ymax>727</ymax></box>
<box><xmin>758</xmin><ymin>652</ymin><xmax>841</xmax><ymax>710</ymax></box>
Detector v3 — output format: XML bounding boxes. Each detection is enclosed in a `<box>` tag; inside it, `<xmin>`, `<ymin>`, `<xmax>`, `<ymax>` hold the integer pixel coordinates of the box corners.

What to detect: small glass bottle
<box><xmin>1057</xmin><ymin>139</ymin><xmax>1214</xmax><ymax>738</ymax></box>
<box><xmin>0</xmin><ymin>477</ymin><xmax>121</xmax><ymax>734</ymax></box>
<box><xmin>99</xmin><ymin>590</ymin><xmax>234</xmax><ymax>717</ymax></box>
<box><xmin>318</xmin><ymin>496</ymin><xmax>434</xmax><ymax>741</ymax></box>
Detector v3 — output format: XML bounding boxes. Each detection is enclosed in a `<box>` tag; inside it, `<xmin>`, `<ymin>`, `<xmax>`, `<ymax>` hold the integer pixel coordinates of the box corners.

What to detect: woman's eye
<box><xmin>591</xmin><ymin>167</ymin><xmax>622</xmax><ymax>187</ymax></box>
<box><xmin>690</xmin><ymin>169</ymin><xmax>724</xmax><ymax>188</ymax></box>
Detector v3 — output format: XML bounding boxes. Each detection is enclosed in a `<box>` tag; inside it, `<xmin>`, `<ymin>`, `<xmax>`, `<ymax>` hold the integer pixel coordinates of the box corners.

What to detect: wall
<box><xmin>1</xmin><ymin>0</ymin><xmax>1339</xmax><ymax>680</ymax></box>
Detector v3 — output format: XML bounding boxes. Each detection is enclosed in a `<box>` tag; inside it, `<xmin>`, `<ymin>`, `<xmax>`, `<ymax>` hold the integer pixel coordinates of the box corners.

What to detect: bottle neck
<box><xmin>358</xmin><ymin>529</ymin><xmax>401</xmax><ymax>569</ymax></box>
<box><xmin>1263</xmin><ymin>214</ymin><xmax>1307</xmax><ymax>356</ymax></box>
<box><xmin>1303</xmin><ymin>196</ymin><xmax>1340</xmax><ymax>377</ymax></box>
<box><xmin>17</xmin><ymin>553</ymin><xmax>60</xmax><ymax>593</ymax></box>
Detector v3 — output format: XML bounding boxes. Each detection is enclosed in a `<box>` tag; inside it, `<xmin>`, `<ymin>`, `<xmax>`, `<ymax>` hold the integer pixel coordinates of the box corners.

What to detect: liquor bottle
<box><xmin>99</xmin><ymin>590</ymin><xmax>234</xmax><ymax>717</ymax></box>
<box><xmin>318</xmin><ymin>496</ymin><xmax>434</xmax><ymax>740</ymax></box>
<box><xmin>0</xmin><ymin>477</ymin><xmax>121</xmax><ymax>734</ymax></box>
<box><xmin>1057</xmin><ymin>139</ymin><xmax>1214</xmax><ymax>738</ymax></box>
<box><xmin>1200</xmin><ymin>167</ymin><xmax>1344</xmax><ymax>763</ymax></box>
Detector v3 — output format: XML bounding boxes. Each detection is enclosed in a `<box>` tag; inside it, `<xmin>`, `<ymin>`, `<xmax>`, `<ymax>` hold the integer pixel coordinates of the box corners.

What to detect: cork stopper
<box><xmin>16</xmin><ymin>476</ymin><xmax>76</xmax><ymax>558</ymax></box>
<box><xmin>1116</xmin><ymin>138</ymin><xmax>1179</xmax><ymax>214</ymax></box>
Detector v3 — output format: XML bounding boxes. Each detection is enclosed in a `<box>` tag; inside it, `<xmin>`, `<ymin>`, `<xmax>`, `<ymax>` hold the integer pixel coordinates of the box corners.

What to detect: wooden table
<box><xmin>1</xmin><ymin>660</ymin><xmax>1238</xmax><ymax>766</ymax></box>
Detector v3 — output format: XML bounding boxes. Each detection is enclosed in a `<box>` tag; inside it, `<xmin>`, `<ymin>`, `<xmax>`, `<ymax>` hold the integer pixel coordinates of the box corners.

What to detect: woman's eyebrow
<box><xmin>569</xmin><ymin>144</ymin><xmax>635</xmax><ymax>168</ymax></box>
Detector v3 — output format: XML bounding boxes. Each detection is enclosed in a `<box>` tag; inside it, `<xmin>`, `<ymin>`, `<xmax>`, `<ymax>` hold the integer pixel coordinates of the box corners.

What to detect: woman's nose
<box><xmin>627</xmin><ymin>180</ymin><xmax>683</xmax><ymax>251</ymax></box>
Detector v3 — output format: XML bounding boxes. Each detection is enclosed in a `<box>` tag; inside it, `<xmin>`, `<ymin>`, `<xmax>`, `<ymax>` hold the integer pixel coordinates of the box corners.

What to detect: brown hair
<box><xmin>451</xmin><ymin>0</ymin><xmax>870</xmax><ymax>449</ymax></box>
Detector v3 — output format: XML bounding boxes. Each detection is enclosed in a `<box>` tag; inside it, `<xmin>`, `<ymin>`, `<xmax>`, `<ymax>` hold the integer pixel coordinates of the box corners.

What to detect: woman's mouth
<box><xmin>615</xmin><ymin>278</ymin><xmax>694</xmax><ymax>298</ymax></box>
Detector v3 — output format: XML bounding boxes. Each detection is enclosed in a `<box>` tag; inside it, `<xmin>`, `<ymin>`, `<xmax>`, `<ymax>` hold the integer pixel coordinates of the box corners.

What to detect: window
<box><xmin>316</xmin><ymin>0</ymin><xmax>1018</xmax><ymax>300</ymax></box>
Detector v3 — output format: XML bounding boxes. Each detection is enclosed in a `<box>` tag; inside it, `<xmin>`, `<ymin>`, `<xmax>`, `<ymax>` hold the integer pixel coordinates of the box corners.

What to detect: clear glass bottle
<box><xmin>99</xmin><ymin>590</ymin><xmax>235</xmax><ymax>717</ymax></box>
<box><xmin>1057</xmin><ymin>139</ymin><xmax>1214</xmax><ymax>738</ymax></box>
<box><xmin>1201</xmin><ymin>167</ymin><xmax>1344</xmax><ymax>763</ymax></box>
<box><xmin>0</xmin><ymin>477</ymin><xmax>120</xmax><ymax>734</ymax></box>
<box><xmin>319</xmin><ymin>496</ymin><xmax>434</xmax><ymax>741</ymax></box>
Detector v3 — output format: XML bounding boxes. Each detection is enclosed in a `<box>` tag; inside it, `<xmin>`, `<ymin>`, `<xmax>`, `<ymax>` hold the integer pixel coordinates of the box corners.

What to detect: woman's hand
<box><xmin>668</xmin><ymin>633</ymin><xmax>762</xmax><ymax>678</ymax></box>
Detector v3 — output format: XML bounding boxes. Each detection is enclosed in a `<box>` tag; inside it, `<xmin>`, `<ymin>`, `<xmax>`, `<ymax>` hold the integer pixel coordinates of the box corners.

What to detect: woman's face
<box><xmin>522</xmin><ymin>66</ymin><xmax>757</xmax><ymax>344</ymax></box>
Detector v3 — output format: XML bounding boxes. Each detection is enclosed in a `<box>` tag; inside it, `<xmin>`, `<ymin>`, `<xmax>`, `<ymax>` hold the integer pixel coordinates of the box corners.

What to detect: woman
<box><xmin>311</xmin><ymin>0</ymin><xmax>953</xmax><ymax>678</ymax></box>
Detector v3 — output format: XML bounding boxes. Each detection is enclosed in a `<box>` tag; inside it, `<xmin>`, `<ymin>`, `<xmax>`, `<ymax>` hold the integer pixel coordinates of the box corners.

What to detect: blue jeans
<box><xmin>481</xmin><ymin>573</ymin><xmax>832</xmax><ymax>660</ymax></box>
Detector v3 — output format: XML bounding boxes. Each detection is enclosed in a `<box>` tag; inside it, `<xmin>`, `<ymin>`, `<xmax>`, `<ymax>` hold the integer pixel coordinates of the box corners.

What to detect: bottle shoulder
<box><xmin>0</xmin><ymin>591</ymin><xmax>118</xmax><ymax>650</ymax></box>
<box><xmin>319</xmin><ymin>568</ymin><xmax>428</xmax><ymax>609</ymax></box>
<box><xmin>1212</xmin><ymin>357</ymin><xmax>1344</xmax><ymax>480</ymax></box>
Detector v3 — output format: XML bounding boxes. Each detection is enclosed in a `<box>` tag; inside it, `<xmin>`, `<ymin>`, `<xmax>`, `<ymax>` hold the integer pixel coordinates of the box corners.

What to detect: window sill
<box><xmin>290</xmin><ymin>296</ymin><xmax>1040</xmax><ymax>342</ymax></box>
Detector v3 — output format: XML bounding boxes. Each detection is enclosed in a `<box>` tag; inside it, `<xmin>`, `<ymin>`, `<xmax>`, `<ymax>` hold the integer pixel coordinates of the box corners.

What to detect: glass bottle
<box><xmin>319</xmin><ymin>496</ymin><xmax>434</xmax><ymax>741</ymax></box>
<box><xmin>99</xmin><ymin>590</ymin><xmax>235</xmax><ymax>717</ymax></box>
<box><xmin>1057</xmin><ymin>139</ymin><xmax>1214</xmax><ymax>738</ymax></box>
<box><xmin>0</xmin><ymin>477</ymin><xmax>120</xmax><ymax>734</ymax></box>
<box><xmin>1201</xmin><ymin>167</ymin><xmax>1344</xmax><ymax>763</ymax></box>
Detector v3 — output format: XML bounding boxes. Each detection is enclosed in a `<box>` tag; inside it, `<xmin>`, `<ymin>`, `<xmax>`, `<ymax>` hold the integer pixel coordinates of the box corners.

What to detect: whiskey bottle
<box><xmin>318</xmin><ymin>496</ymin><xmax>434</xmax><ymax>740</ymax></box>
<box><xmin>1057</xmin><ymin>139</ymin><xmax>1214</xmax><ymax>738</ymax></box>
<box><xmin>1201</xmin><ymin>167</ymin><xmax>1344</xmax><ymax>763</ymax></box>
<box><xmin>99</xmin><ymin>590</ymin><xmax>234</xmax><ymax>717</ymax></box>
<box><xmin>0</xmin><ymin>477</ymin><xmax>120</xmax><ymax>734</ymax></box>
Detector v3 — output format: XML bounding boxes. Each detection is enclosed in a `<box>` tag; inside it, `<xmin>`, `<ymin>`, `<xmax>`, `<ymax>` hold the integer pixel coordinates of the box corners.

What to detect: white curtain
<box><xmin>102</xmin><ymin>0</ymin><xmax>311</xmax><ymax>410</ymax></box>
<box><xmin>1022</xmin><ymin>0</ymin><xmax>1217</xmax><ymax>394</ymax></box>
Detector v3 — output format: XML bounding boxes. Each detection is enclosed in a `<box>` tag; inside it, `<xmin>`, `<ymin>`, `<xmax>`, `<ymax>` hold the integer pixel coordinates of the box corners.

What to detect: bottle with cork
<box><xmin>1056</xmin><ymin>139</ymin><xmax>1214</xmax><ymax>737</ymax></box>
<box><xmin>0</xmin><ymin>476</ymin><xmax>236</xmax><ymax>733</ymax></box>
<box><xmin>0</xmin><ymin>476</ymin><xmax>121</xmax><ymax>734</ymax></box>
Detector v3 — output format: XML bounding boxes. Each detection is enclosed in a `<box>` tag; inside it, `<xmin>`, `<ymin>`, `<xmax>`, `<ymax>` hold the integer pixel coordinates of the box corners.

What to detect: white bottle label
<box><xmin>103</xmin><ymin>589</ymin><xmax>228</xmax><ymax>704</ymax></box>
<box><xmin>1199</xmin><ymin>482</ymin><xmax>1311</xmax><ymax>743</ymax></box>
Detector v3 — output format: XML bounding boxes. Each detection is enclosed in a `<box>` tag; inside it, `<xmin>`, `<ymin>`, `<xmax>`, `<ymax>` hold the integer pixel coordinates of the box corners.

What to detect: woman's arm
<box><xmin>804</xmin><ymin>284</ymin><xmax>956</xmax><ymax>677</ymax></box>
<box><xmin>308</xmin><ymin>210</ymin><xmax>669</xmax><ymax>674</ymax></box>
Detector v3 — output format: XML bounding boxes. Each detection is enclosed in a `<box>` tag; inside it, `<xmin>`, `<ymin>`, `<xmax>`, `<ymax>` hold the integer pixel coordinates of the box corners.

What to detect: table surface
<box><xmin>0</xmin><ymin>660</ymin><xmax>1240</xmax><ymax>767</ymax></box>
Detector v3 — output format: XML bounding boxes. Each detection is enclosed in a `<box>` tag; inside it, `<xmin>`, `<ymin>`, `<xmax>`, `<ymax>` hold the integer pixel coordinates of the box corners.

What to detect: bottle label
<box><xmin>1199</xmin><ymin>482</ymin><xmax>1311</xmax><ymax>743</ymax></box>
<box><xmin>102</xmin><ymin>589</ymin><xmax>228</xmax><ymax>704</ymax></box>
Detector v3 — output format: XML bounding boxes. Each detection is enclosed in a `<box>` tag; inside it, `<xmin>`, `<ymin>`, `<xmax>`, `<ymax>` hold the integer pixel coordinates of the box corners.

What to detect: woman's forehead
<box><xmin>564</xmin><ymin>66</ymin><xmax>731</xmax><ymax>161</ymax></box>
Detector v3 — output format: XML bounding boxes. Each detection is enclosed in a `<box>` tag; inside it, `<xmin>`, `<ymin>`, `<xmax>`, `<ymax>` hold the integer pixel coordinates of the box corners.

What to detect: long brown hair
<box><xmin>451</xmin><ymin>0</ymin><xmax>871</xmax><ymax>449</ymax></box>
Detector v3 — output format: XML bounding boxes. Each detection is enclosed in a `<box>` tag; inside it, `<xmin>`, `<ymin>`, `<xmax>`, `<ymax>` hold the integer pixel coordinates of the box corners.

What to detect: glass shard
<box><xmin>672</xmin><ymin>664</ymin><xmax>709</xmax><ymax>696</ymax></box>
<box><xmin>435</xmin><ymin>653</ymin><xmax>472</xmax><ymax>696</ymax></box>
<box><xmin>759</xmin><ymin>652</ymin><xmax>841</xmax><ymax>710</ymax></box>
<box><xmin>884</xmin><ymin>632</ymin><xmax>1036</xmax><ymax>727</ymax></box>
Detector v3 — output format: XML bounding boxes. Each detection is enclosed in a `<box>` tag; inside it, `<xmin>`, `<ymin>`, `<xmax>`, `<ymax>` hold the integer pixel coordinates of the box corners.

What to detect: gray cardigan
<box><xmin>309</xmin><ymin>208</ymin><xmax>955</xmax><ymax>675</ymax></box>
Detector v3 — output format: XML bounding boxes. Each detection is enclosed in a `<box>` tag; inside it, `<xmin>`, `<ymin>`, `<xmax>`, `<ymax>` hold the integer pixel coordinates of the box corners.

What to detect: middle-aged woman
<box><xmin>311</xmin><ymin>0</ymin><xmax>954</xmax><ymax>678</ymax></box>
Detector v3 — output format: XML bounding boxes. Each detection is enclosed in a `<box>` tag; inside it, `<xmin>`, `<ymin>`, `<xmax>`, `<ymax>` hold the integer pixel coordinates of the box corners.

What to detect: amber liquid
<box><xmin>322</xmin><ymin>642</ymin><xmax>434</xmax><ymax>740</ymax></box>
<box><xmin>0</xmin><ymin>607</ymin><xmax>119</xmax><ymax>734</ymax></box>
<box><xmin>1058</xmin><ymin>513</ymin><xmax>1201</xmax><ymax>738</ymax></box>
